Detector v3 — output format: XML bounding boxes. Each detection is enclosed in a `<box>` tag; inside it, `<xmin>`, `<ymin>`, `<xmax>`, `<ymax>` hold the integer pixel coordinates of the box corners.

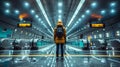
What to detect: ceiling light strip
<box><xmin>67</xmin><ymin>0</ymin><xmax>85</xmax><ymax>28</ymax></box>
<box><xmin>36</xmin><ymin>0</ymin><xmax>54</xmax><ymax>32</ymax></box>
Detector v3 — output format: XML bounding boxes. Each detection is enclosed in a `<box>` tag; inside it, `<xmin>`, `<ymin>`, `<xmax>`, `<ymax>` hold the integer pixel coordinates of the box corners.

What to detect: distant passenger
<box><xmin>54</xmin><ymin>20</ymin><xmax>66</xmax><ymax>61</ymax></box>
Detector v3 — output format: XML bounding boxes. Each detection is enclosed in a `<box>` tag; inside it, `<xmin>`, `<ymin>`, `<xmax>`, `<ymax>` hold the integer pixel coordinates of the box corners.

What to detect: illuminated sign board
<box><xmin>90</xmin><ymin>23</ymin><xmax>105</xmax><ymax>28</ymax></box>
<box><xmin>17</xmin><ymin>23</ymin><xmax>32</xmax><ymax>28</ymax></box>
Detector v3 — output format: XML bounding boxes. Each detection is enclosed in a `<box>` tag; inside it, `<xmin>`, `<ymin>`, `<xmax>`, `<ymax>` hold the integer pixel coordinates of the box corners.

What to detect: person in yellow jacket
<box><xmin>54</xmin><ymin>20</ymin><xmax>66</xmax><ymax>60</ymax></box>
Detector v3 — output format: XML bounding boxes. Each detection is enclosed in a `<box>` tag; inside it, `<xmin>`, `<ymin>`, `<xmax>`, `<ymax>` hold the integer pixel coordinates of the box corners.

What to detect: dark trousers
<box><xmin>56</xmin><ymin>44</ymin><xmax>64</xmax><ymax>58</ymax></box>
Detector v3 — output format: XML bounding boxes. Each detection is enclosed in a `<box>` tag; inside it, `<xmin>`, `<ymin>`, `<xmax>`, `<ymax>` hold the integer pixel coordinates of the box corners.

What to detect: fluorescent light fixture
<box><xmin>101</xmin><ymin>10</ymin><xmax>106</xmax><ymax>14</ymax></box>
<box><xmin>5</xmin><ymin>2</ymin><xmax>10</xmax><ymax>7</ymax></box>
<box><xmin>75</xmin><ymin>23</ymin><xmax>77</xmax><ymax>26</ymax></box>
<box><xmin>24</xmin><ymin>2</ymin><xmax>29</xmax><ymax>7</ymax></box>
<box><xmin>67</xmin><ymin>0</ymin><xmax>85</xmax><ymax>28</ymax></box>
<box><xmin>31</xmin><ymin>9</ymin><xmax>35</xmax><ymax>14</ymax></box>
<box><xmin>111</xmin><ymin>9</ymin><xmax>115</xmax><ymax>13</ymax></box>
<box><xmin>110</xmin><ymin>2</ymin><xmax>116</xmax><ymax>7</ymax></box>
<box><xmin>15</xmin><ymin>10</ymin><xmax>19</xmax><ymax>14</ymax></box>
<box><xmin>41</xmin><ymin>21</ymin><xmax>43</xmax><ymax>24</ymax></box>
<box><xmin>78</xmin><ymin>18</ymin><xmax>81</xmax><ymax>21</ymax></box>
<box><xmin>86</xmin><ymin>10</ymin><xmax>90</xmax><ymax>14</ymax></box>
<box><xmin>36</xmin><ymin>0</ymin><xmax>53</xmax><ymax>32</ymax></box>
<box><xmin>58</xmin><ymin>15</ymin><xmax>62</xmax><ymax>18</ymax></box>
<box><xmin>58</xmin><ymin>2</ymin><xmax>62</xmax><ymax>7</ymax></box>
<box><xmin>35</xmin><ymin>15</ymin><xmax>39</xmax><ymax>18</ymax></box>
<box><xmin>76</xmin><ymin>21</ymin><xmax>79</xmax><ymax>24</ymax></box>
<box><xmin>91</xmin><ymin>2</ymin><xmax>97</xmax><ymax>7</ymax></box>
<box><xmin>5</xmin><ymin>9</ymin><xmax>10</xmax><ymax>13</ymax></box>
<box><xmin>38</xmin><ymin>18</ymin><xmax>41</xmax><ymax>21</ymax></box>
<box><xmin>58</xmin><ymin>10</ymin><xmax>62</xmax><ymax>13</ymax></box>
<box><xmin>82</xmin><ymin>14</ymin><xmax>85</xmax><ymax>18</ymax></box>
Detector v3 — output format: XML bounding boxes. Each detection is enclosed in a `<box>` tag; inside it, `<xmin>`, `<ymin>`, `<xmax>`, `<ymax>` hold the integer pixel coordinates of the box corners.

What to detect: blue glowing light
<box><xmin>110</xmin><ymin>2</ymin><xmax>116</xmax><ymax>7</ymax></box>
<box><xmin>24</xmin><ymin>2</ymin><xmax>29</xmax><ymax>7</ymax></box>
<box><xmin>31</xmin><ymin>10</ymin><xmax>35</xmax><ymax>14</ymax></box>
<box><xmin>76</xmin><ymin>21</ymin><xmax>79</xmax><ymax>24</ymax></box>
<box><xmin>58</xmin><ymin>10</ymin><xmax>62</xmax><ymax>13</ymax></box>
<box><xmin>58</xmin><ymin>2</ymin><xmax>62</xmax><ymax>7</ymax></box>
<box><xmin>5</xmin><ymin>9</ymin><xmax>10</xmax><ymax>13</ymax></box>
<box><xmin>15</xmin><ymin>10</ymin><xmax>19</xmax><ymax>14</ymax></box>
<box><xmin>38</xmin><ymin>18</ymin><xmax>41</xmax><ymax>21</ymax></box>
<box><xmin>111</xmin><ymin>9</ymin><xmax>115</xmax><ymax>13</ymax></box>
<box><xmin>5</xmin><ymin>2</ymin><xmax>10</xmax><ymax>7</ymax></box>
<box><xmin>35</xmin><ymin>15</ymin><xmax>39</xmax><ymax>18</ymax></box>
<box><xmin>86</xmin><ymin>10</ymin><xmax>90</xmax><ymax>14</ymax></box>
<box><xmin>78</xmin><ymin>18</ymin><xmax>81</xmax><ymax>21</ymax></box>
<box><xmin>101</xmin><ymin>10</ymin><xmax>106</xmax><ymax>14</ymax></box>
<box><xmin>91</xmin><ymin>2</ymin><xmax>97</xmax><ymax>7</ymax></box>
<box><xmin>58</xmin><ymin>15</ymin><xmax>62</xmax><ymax>18</ymax></box>
<box><xmin>82</xmin><ymin>15</ymin><xmax>85</xmax><ymax>18</ymax></box>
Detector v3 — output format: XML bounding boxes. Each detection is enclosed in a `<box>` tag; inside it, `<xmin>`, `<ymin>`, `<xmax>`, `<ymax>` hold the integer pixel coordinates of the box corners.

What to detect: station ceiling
<box><xmin>0</xmin><ymin>0</ymin><xmax>120</xmax><ymax>38</ymax></box>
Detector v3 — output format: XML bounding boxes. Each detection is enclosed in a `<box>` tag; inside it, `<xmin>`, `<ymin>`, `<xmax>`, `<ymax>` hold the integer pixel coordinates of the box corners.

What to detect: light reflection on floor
<box><xmin>0</xmin><ymin>45</ymin><xmax>120</xmax><ymax>67</ymax></box>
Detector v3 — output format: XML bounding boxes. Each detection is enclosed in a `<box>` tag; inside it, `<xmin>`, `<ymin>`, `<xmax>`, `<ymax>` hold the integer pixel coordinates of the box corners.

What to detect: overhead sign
<box><xmin>90</xmin><ymin>23</ymin><xmax>105</xmax><ymax>28</ymax></box>
<box><xmin>17</xmin><ymin>23</ymin><xmax>32</xmax><ymax>28</ymax></box>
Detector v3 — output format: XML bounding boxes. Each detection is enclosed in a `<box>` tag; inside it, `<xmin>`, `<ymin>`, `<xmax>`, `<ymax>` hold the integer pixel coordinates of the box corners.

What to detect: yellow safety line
<box><xmin>0</xmin><ymin>54</ymin><xmax>120</xmax><ymax>57</ymax></box>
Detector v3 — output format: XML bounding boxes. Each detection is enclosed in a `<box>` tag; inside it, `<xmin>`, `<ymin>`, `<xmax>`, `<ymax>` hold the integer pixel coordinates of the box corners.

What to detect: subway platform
<box><xmin>0</xmin><ymin>44</ymin><xmax>120</xmax><ymax>67</ymax></box>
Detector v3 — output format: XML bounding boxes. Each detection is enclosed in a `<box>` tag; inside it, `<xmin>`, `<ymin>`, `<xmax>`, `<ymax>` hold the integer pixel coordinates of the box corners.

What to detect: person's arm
<box><xmin>54</xmin><ymin>28</ymin><xmax>56</xmax><ymax>41</ymax></box>
<box><xmin>64</xmin><ymin>27</ymin><xmax>66</xmax><ymax>43</ymax></box>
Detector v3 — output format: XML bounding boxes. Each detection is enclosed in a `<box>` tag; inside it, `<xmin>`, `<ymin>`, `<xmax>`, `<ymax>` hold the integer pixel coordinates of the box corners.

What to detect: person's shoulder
<box><xmin>63</xmin><ymin>27</ymin><xmax>66</xmax><ymax>30</ymax></box>
<box><xmin>54</xmin><ymin>27</ymin><xmax>57</xmax><ymax>30</ymax></box>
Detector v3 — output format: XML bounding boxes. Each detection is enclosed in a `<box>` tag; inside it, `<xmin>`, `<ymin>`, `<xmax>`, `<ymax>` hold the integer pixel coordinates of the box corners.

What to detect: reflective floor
<box><xmin>0</xmin><ymin>44</ymin><xmax>120</xmax><ymax>67</ymax></box>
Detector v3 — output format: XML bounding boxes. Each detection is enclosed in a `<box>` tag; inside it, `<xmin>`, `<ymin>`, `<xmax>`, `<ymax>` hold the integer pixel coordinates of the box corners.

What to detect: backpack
<box><xmin>56</xmin><ymin>26</ymin><xmax>64</xmax><ymax>38</ymax></box>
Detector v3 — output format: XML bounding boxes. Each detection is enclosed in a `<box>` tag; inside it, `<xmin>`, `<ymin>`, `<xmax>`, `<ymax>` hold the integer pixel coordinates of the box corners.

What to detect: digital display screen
<box><xmin>90</xmin><ymin>23</ymin><xmax>105</xmax><ymax>28</ymax></box>
<box><xmin>17</xmin><ymin>23</ymin><xmax>32</xmax><ymax>28</ymax></box>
